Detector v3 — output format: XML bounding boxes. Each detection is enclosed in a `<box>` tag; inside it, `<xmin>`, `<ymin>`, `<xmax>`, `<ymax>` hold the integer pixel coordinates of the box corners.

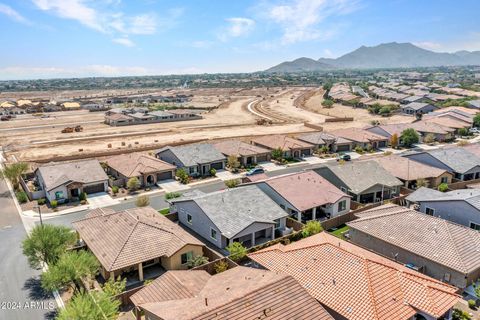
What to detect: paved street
<box><xmin>0</xmin><ymin>178</ymin><xmax>56</xmax><ymax>320</ymax></box>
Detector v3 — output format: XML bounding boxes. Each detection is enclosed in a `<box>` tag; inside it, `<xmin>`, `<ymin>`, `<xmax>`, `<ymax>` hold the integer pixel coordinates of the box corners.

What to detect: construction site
<box><xmin>0</xmin><ymin>86</ymin><xmax>413</xmax><ymax>164</ymax></box>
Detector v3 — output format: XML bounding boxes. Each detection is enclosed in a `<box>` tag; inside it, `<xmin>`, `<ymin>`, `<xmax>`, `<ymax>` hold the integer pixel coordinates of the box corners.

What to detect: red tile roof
<box><xmin>248</xmin><ymin>233</ymin><xmax>459</xmax><ymax>320</ymax></box>
<box><xmin>105</xmin><ymin>152</ymin><xmax>175</xmax><ymax>178</ymax></box>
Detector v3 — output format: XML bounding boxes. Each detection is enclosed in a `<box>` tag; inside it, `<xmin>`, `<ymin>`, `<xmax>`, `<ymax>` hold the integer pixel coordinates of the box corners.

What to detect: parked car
<box><xmin>246</xmin><ymin>167</ymin><xmax>265</xmax><ymax>176</ymax></box>
<box><xmin>469</xmin><ymin>127</ymin><xmax>480</xmax><ymax>134</ymax></box>
<box><xmin>336</xmin><ymin>154</ymin><xmax>351</xmax><ymax>161</ymax></box>
<box><xmin>0</xmin><ymin>115</ymin><xmax>12</xmax><ymax>121</ymax></box>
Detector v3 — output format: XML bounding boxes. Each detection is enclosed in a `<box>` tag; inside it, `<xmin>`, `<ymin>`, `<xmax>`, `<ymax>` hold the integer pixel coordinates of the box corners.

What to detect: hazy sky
<box><xmin>0</xmin><ymin>0</ymin><xmax>479</xmax><ymax>80</ymax></box>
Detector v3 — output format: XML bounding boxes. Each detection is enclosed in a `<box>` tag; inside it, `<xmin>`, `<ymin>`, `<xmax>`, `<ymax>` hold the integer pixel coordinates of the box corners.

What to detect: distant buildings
<box><xmin>104</xmin><ymin>107</ymin><xmax>202</xmax><ymax>126</ymax></box>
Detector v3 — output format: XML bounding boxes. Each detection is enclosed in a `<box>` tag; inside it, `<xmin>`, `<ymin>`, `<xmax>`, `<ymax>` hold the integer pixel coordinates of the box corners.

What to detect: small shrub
<box><xmin>423</xmin><ymin>133</ymin><xmax>436</xmax><ymax>144</ymax></box>
<box><xmin>16</xmin><ymin>191</ymin><xmax>28</xmax><ymax>203</ymax></box>
<box><xmin>302</xmin><ymin>221</ymin><xmax>323</xmax><ymax>238</ymax></box>
<box><xmin>271</xmin><ymin>148</ymin><xmax>283</xmax><ymax>161</ymax></box>
<box><xmin>102</xmin><ymin>276</ymin><xmax>126</xmax><ymax>297</ymax></box>
<box><xmin>111</xmin><ymin>186</ymin><xmax>119</xmax><ymax>194</ymax></box>
<box><xmin>50</xmin><ymin>200</ymin><xmax>58</xmax><ymax>208</ymax></box>
<box><xmin>321</xmin><ymin>99</ymin><xmax>334</xmax><ymax>108</ymax></box>
<box><xmin>127</xmin><ymin>177</ymin><xmax>141</xmax><ymax>191</ymax></box>
<box><xmin>144</xmin><ymin>279</ymin><xmax>153</xmax><ymax>286</ymax></box>
<box><xmin>135</xmin><ymin>195</ymin><xmax>150</xmax><ymax>207</ymax></box>
<box><xmin>214</xmin><ymin>260</ymin><xmax>229</xmax><ymax>274</ymax></box>
<box><xmin>37</xmin><ymin>198</ymin><xmax>46</xmax><ymax>205</ymax></box>
<box><xmin>165</xmin><ymin>191</ymin><xmax>181</xmax><ymax>200</ymax></box>
<box><xmin>354</xmin><ymin>146</ymin><xmax>364</xmax><ymax>154</ymax></box>
<box><xmin>159</xmin><ymin>208</ymin><xmax>170</xmax><ymax>215</ymax></box>
<box><xmin>187</xmin><ymin>255</ymin><xmax>209</xmax><ymax>268</ymax></box>
<box><xmin>468</xmin><ymin>299</ymin><xmax>476</xmax><ymax>309</ymax></box>
<box><xmin>452</xmin><ymin>308</ymin><xmax>472</xmax><ymax>320</ymax></box>
<box><xmin>227</xmin><ymin>155</ymin><xmax>240</xmax><ymax>172</ymax></box>
<box><xmin>209</xmin><ymin>168</ymin><xmax>216</xmax><ymax>177</ymax></box>
<box><xmin>225</xmin><ymin>179</ymin><xmax>239</xmax><ymax>188</ymax></box>
<box><xmin>458</xmin><ymin>128</ymin><xmax>469</xmax><ymax>137</ymax></box>
<box><xmin>175</xmin><ymin>168</ymin><xmax>190</xmax><ymax>184</ymax></box>
<box><xmin>457</xmin><ymin>140</ymin><xmax>470</xmax><ymax>147</ymax></box>
<box><xmin>438</xmin><ymin>183</ymin><xmax>448</xmax><ymax>192</ymax></box>
<box><xmin>226</xmin><ymin>242</ymin><xmax>247</xmax><ymax>262</ymax></box>
<box><xmin>79</xmin><ymin>192</ymin><xmax>87</xmax><ymax>201</ymax></box>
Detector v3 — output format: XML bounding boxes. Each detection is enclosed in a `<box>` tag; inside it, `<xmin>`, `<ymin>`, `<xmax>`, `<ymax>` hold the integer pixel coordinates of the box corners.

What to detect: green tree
<box><xmin>302</xmin><ymin>220</ymin><xmax>323</xmax><ymax>238</ymax></box>
<box><xmin>213</xmin><ymin>260</ymin><xmax>229</xmax><ymax>274</ymax></box>
<box><xmin>41</xmin><ymin>250</ymin><xmax>99</xmax><ymax>292</ymax></box>
<box><xmin>57</xmin><ymin>290</ymin><xmax>120</xmax><ymax>320</ymax></box>
<box><xmin>165</xmin><ymin>191</ymin><xmax>181</xmax><ymax>200</ymax></box>
<box><xmin>126</xmin><ymin>177</ymin><xmax>141</xmax><ymax>191</ymax></box>
<box><xmin>400</xmin><ymin>128</ymin><xmax>420</xmax><ymax>148</ymax></box>
<box><xmin>209</xmin><ymin>168</ymin><xmax>217</xmax><ymax>176</ymax></box>
<box><xmin>102</xmin><ymin>276</ymin><xmax>126</xmax><ymax>297</ymax></box>
<box><xmin>271</xmin><ymin>148</ymin><xmax>283</xmax><ymax>161</ymax></box>
<box><xmin>226</xmin><ymin>242</ymin><xmax>247</xmax><ymax>262</ymax></box>
<box><xmin>22</xmin><ymin>224</ymin><xmax>76</xmax><ymax>268</ymax></box>
<box><xmin>321</xmin><ymin>99</ymin><xmax>334</xmax><ymax>108</ymax></box>
<box><xmin>0</xmin><ymin>162</ymin><xmax>28</xmax><ymax>190</ymax></box>
<box><xmin>458</xmin><ymin>128</ymin><xmax>469</xmax><ymax>136</ymax></box>
<box><xmin>186</xmin><ymin>255</ymin><xmax>209</xmax><ymax>268</ymax></box>
<box><xmin>390</xmin><ymin>133</ymin><xmax>399</xmax><ymax>149</ymax></box>
<box><xmin>474</xmin><ymin>114</ymin><xmax>480</xmax><ymax>127</ymax></box>
<box><xmin>322</xmin><ymin>82</ymin><xmax>332</xmax><ymax>91</ymax></box>
<box><xmin>175</xmin><ymin>168</ymin><xmax>190</xmax><ymax>184</ymax></box>
<box><xmin>224</xmin><ymin>179</ymin><xmax>239</xmax><ymax>188</ymax></box>
<box><xmin>438</xmin><ymin>183</ymin><xmax>449</xmax><ymax>192</ymax></box>
<box><xmin>227</xmin><ymin>155</ymin><xmax>240</xmax><ymax>172</ymax></box>
<box><xmin>135</xmin><ymin>195</ymin><xmax>150</xmax><ymax>207</ymax></box>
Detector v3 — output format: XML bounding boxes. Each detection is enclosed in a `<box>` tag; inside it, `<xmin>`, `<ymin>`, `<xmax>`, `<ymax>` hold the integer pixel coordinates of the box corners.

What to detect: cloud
<box><xmin>258</xmin><ymin>0</ymin><xmax>359</xmax><ymax>45</ymax></box>
<box><xmin>414</xmin><ymin>34</ymin><xmax>480</xmax><ymax>52</ymax></box>
<box><xmin>0</xmin><ymin>3</ymin><xmax>30</xmax><ymax>24</ymax></box>
<box><xmin>218</xmin><ymin>17</ymin><xmax>255</xmax><ymax>41</ymax></box>
<box><xmin>112</xmin><ymin>37</ymin><xmax>135</xmax><ymax>47</ymax></box>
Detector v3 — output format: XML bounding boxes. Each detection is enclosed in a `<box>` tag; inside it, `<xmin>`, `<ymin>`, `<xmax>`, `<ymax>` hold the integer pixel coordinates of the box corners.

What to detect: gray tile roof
<box><xmin>296</xmin><ymin>132</ymin><xmax>337</xmax><ymax>146</ymax></box>
<box><xmin>402</xmin><ymin>102</ymin><xmax>434</xmax><ymax>111</ymax></box>
<box><xmin>157</xmin><ymin>143</ymin><xmax>226</xmax><ymax>167</ymax></box>
<box><xmin>173</xmin><ymin>185</ymin><xmax>288</xmax><ymax>238</ymax></box>
<box><xmin>468</xmin><ymin>100</ymin><xmax>480</xmax><ymax>109</ymax></box>
<box><xmin>36</xmin><ymin>159</ymin><xmax>108</xmax><ymax>191</ymax></box>
<box><xmin>406</xmin><ymin>187</ymin><xmax>480</xmax><ymax>210</ymax></box>
<box><xmin>427</xmin><ymin>147</ymin><xmax>480</xmax><ymax>173</ymax></box>
<box><xmin>318</xmin><ymin>160</ymin><xmax>403</xmax><ymax>194</ymax></box>
<box><xmin>348</xmin><ymin>204</ymin><xmax>480</xmax><ymax>273</ymax></box>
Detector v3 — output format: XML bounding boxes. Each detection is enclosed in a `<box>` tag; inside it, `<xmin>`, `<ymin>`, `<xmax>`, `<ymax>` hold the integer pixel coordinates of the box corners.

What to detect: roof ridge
<box><xmin>443</xmin><ymin>222</ymin><xmax>468</xmax><ymax>273</ymax></box>
<box><xmin>363</xmin><ymin>261</ymin><xmax>381</xmax><ymax>320</ymax></box>
<box><xmin>108</xmin><ymin>210</ymin><xmax>139</xmax><ymax>271</ymax></box>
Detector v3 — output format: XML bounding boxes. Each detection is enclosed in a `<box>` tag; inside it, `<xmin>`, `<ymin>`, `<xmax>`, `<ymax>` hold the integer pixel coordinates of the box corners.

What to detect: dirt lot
<box><xmin>0</xmin><ymin>86</ymin><xmax>415</xmax><ymax>162</ymax></box>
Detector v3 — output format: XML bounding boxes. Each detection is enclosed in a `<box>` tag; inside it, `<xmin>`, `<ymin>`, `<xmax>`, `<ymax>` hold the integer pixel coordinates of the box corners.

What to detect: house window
<box><xmin>187</xmin><ymin>213</ymin><xmax>192</xmax><ymax>224</ymax></box>
<box><xmin>470</xmin><ymin>222</ymin><xmax>480</xmax><ymax>231</ymax></box>
<box><xmin>181</xmin><ymin>251</ymin><xmax>193</xmax><ymax>265</ymax></box>
<box><xmin>210</xmin><ymin>228</ymin><xmax>217</xmax><ymax>240</ymax></box>
<box><xmin>338</xmin><ymin>200</ymin><xmax>347</xmax><ymax>212</ymax></box>
<box><xmin>440</xmin><ymin>177</ymin><xmax>448</xmax><ymax>184</ymax></box>
<box><xmin>189</xmin><ymin>167</ymin><xmax>195</xmax><ymax>174</ymax></box>
<box><xmin>55</xmin><ymin>191</ymin><xmax>64</xmax><ymax>200</ymax></box>
<box><xmin>425</xmin><ymin>207</ymin><xmax>435</xmax><ymax>216</ymax></box>
<box><xmin>274</xmin><ymin>219</ymin><xmax>281</xmax><ymax>229</ymax></box>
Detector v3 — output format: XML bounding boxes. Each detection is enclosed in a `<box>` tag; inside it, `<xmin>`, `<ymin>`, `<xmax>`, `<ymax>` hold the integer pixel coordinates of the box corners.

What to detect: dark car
<box><xmin>246</xmin><ymin>167</ymin><xmax>265</xmax><ymax>176</ymax></box>
<box><xmin>337</xmin><ymin>154</ymin><xmax>351</xmax><ymax>161</ymax></box>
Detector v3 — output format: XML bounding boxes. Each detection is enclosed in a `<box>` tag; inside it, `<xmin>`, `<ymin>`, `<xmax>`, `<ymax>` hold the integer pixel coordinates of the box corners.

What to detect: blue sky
<box><xmin>0</xmin><ymin>0</ymin><xmax>479</xmax><ymax>80</ymax></box>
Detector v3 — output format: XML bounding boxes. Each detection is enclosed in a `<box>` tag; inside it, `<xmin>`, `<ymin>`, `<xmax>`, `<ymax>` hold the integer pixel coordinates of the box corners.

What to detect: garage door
<box><xmin>378</xmin><ymin>141</ymin><xmax>387</xmax><ymax>148</ymax></box>
<box><xmin>157</xmin><ymin>171</ymin><xmax>173</xmax><ymax>181</ymax></box>
<box><xmin>210</xmin><ymin>162</ymin><xmax>223</xmax><ymax>170</ymax></box>
<box><xmin>256</xmin><ymin>155</ymin><xmax>268</xmax><ymax>162</ymax></box>
<box><xmin>301</xmin><ymin>149</ymin><xmax>311</xmax><ymax>156</ymax></box>
<box><xmin>336</xmin><ymin>144</ymin><xmax>350</xmax><ymax>152</ymax></box>
<box><xmin>83</xmin><ymin>183</ymin><xmax>105</xmax><ymax>194</ymax></box>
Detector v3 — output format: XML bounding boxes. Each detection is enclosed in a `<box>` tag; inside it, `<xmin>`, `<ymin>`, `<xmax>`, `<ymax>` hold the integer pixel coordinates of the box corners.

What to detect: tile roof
<box><xmin>425</xmin><ymin>147</ymin><xmax>480</xmax><ymax>173</ymax></box>
<box><xmin>316</xmin><ymin>160</ymin><xmax>403</xmax><ymax>194</ymax></box>
<box><xmin>402</xmin><ymin>102</ymin><xmax>435</xmax><ymax>111</ymax></box>
<box><xmin>156</xmin><ymin>143</ymin><xmax>226</xmax><ymax>167</ymax></box>
<box><xmin>251</xmin><ymin>135</ymin><xmax>314</xmax><ymax>151</ymax></box>
<box><xmin>328</xmin><ymin>128</ymin><xmax>388</xmax><ymax>143</ymax></box>
<box><xmin>296</xmin><ymin>132</ymin><xmax>338</xmax><ymax>146</ymax></box>
<box><xmin>72</xmin><ymin>207</ymin><xmax>204</xmax><ymax>272</ymax></box>
<box><xmin>171</xmin><ymin>185</ymin><xmax>288</xmax><ymax>238</ymax></box>
<box><xmin>36</xmin><ymin>159</ymin><xmax>108</xmax><ymax>191</ymax></box>
<box><xmin>248</xmin><ymin>232</ymin><xmax>459</xmax><ymax>320</ymax></box>
<box><xmin>406</xmin><ymin>187</ymin><xmax>480</xmax><ymax>210</ymax></box>
<box><xmin>212</xmin><ymin>140</ymin><xmax>270</xmax><ymax>157</ymax></box>
<box><xmin>261</xmin><ymin>171</ymin><xmax>349</xmax><ymax>211</ymax></box>
<box><xmin>105</xmin><ymin>153</ymin><xmax>175</xmax><ymax>178</ymax></box>
<box><xmin>130</xmin><ymin>266</ymin><xmax>333</xmax><ymax>320</ymax></box>
<box><xmin>409</xmin><ymin>121</ymin><xmax>455</xmax><ymax>134</ymax></box>
<box><xmin>367</xmin><ymin>154</ymin><xmax>450</xmax><ymax>181</ymax></box>
<box><xmin>349</xmin><ymin>204</ymin><xmax>480</xmax><ymax>273</ymax></box>
<box><xmin>424</xmin><ymin>116</ymin><xmax>470</xmax><ymax>129</ymax></box>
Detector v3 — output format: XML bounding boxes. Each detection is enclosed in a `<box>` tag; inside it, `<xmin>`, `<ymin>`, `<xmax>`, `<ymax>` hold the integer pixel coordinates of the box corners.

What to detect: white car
<box><xmin>469</xmin><ymin>127</ymin><xmax>480</xmax><ymax>134</ymax></box>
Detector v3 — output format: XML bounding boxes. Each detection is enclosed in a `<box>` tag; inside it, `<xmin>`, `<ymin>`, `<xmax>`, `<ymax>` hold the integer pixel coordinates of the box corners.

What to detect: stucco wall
<box><xmin>161</xmin><ymin>244</ymin><xmax>204</xmax><ymax>270</ymax></box>
<box><xmin>417</xmin><ymin>200</ymin><xmax>480</xmax><ymax>229</ymax></box>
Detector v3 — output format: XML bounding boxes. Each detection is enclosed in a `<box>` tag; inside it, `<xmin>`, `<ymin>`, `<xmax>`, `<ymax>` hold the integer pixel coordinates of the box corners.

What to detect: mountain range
<box><xmin>265</xmin><ymin>42</ymin><xmax>480</xmax><ymax>72</ymax></box>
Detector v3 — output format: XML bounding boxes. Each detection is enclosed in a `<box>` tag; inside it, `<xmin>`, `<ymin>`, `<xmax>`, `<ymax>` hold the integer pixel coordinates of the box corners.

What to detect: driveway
<box><xmin>87</xmin><ymin>192</ymin><xmax>120</xmax><ymax>208</ymax></box>
<box><xmin>215</xmin><ymin>170</ymin><xmax>244</xmax><ymax>181</ymax></box>
<box><xmin>157</xmin><ymin>179</ymin><xmax>190</xmax><ymax>193</ymax></box>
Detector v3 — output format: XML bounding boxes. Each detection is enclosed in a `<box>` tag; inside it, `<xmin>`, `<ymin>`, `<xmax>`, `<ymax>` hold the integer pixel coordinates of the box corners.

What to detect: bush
<box><xmin>209</xmin><ymin>168</ymin><xmax>216</xmax><ymax>177</ymax></box>
<box><xmin>474</xmin><ymin>114</ymin><xmax>480</xmax><ymax>127</ymax></box>
<box><xmin>452</xmin><ymin>308</ymin><xmax>472</xmax><ymax>320</ymax></box>
<box><xmin>458</xmin><ymin>128</ymin><xmax>469</xmax><ymax>136</ymax></box>
<box><xmin>80</xmin><ymin>200</ymin><xmax>87</xmax><ymax>205</ymax></box>
<box><xmin>227</xmin><ymin>155</ymin><xmax>240</xmax><ymax>172</ymax></box>
<box><xmin>400</xmin><ymin>128</ymin><xmax>420</xmax><ymax>147</ymax></box>
<box><xmin>423</xmin><ymin>133</ymin><xmax>436</xmax><ymax>144</ymax></box>
<box><xmin>50</xmin><ymin>200</ymin><xmax>58</xmax><ymax>208</ymax></box>
<box><xmin>458</xmin><ymin>140</ymin><xmax>470</xmax><ymax>146</ymax></box>
<box><xmin>187</xmin><ymin>255</ymin><xmax>209</xmax><ymax>268</ymax></box>
<box><xmin>127</xmin><ymin>177</ymin><xmax>141</xmax><ymax>191</ymax></box>
<box><xmin>159</xmin><ymin>208</ymin><xmax>170</xmax><ymax>215</ymax></box>
<box><xmin>165</xmin><ymin>192</ymin><xmax>181</xmax><ymax>200</ymax></box>
<box><xmin>354</xmin><ymin>146</ymin><xmax>364</xmax><ymax>154</ymax></box>
<box><xmin>214</xmin><ymin>260</ymin><xmax>229</xmax><ymax>274</ymax></box>
<box><xmin>102</xmin><ymin>276</ymin><xmax>126</xmax><ymax>297</ymax></box>
<box><xmin>226</xmin><ymin>242</ymin><xmax>247</xmax><ymax>262</ymax></box>
<box><xmin>302</xmin><ymin>221</ymin><xmax>323</xmax><ymax>238</ymax></box>
<box><xmin>175</xmin><ymin>168</ymin><xmax>190</xmax><ymax>184</ymax></box>
<box><xmin>79</xmin><ymin>192</ymin><xmax>87</xmax><ymax>201</ymax></box>
<box><xmin>321</xmin><ymin>99</ymin><xmax>334</xmax><ymax>108</ymax></box>
<box><xmin>468</xmin><ymin>299</ymin><xmax>476</xmax><ymax>309</ymax></box>
<box><xmin>271</xmin><ymin>148</ymin><xmax>283</xmax><ymax>161</ymax></box>
<box><xmin>225</xmin><ymin>179</ymin><xmax>239</xmax><ymax>188</ymax></box>
<box><xmin>135</xmin><ymin>195</ymin><xmax>150</xmax><ymax>207</ymax></box>
<box><xmin>111</xmin><ymin>186</ymin><xmax>119</xmax><ymax>194</ymax></box>
<box><xmin>438</xmin><ymin>183</ymin><xmax>449</xmax><ymax>192</ymax></box>
<box><xmin>37</xmin><ymin>198</ymin><xmax>46</xmax><ymax>205</ymax></box>
<box><xmin>16</xmin><ymin>191</ymin><xmax>28</xmax><ymax>203</ymax></box>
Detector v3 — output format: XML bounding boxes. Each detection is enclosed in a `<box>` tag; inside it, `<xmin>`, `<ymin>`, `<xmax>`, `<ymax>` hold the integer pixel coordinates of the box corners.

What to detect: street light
<box><xmin>34</xmin><ymin>205</ymin><xmax>43</xmax><ymax>227</ymax></box>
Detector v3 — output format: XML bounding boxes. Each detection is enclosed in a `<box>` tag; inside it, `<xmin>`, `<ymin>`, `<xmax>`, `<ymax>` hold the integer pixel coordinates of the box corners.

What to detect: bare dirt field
<box><xmin>0</xmin><ymin>86</ymin><xmax>416</xmax><ymax>162</ymax></box>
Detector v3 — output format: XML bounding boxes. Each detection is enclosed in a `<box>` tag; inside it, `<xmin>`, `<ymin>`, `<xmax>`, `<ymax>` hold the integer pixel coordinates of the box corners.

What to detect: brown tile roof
<box><xmin>410</xmin><ymin>121</ymin><xmax>455</xmax><ymax>134</ymax></box>
<box><xmin>213</xmin><ymin>140</ymin><xmax>270</xmax><ymax>157</ymax></box>
<box><xmin>441</xmin><ymin>106</ymin><xmax>478</xmax><ymax>115</ymax></box>
<box><xmin>424</xmin><ymin>117</ymin><xmax>470</xmax><ymax>129</ymax></box>
<box><xmin>72</xmin><ymin>207</ymin><xmax>204</xmax><ymax>272</ymax></box>
<box><xmin>131</xmin><ymin>266</ymin><xmax>333</xmax><ymax>320</ymax></box>
<box><xmin>251</xmin><ymin>135</ymin><xmax>314</xmax><ymax>151</ymax></box>
<box><xmin>105</xmin><ymin>153</ymin><xmax>175</xmax><ymax>178</ymax></box>
<box><xmin>349</xmin><ymin>204</ymin><xmax>480</xmax><ymax>274</ymax></box>
<box><xmin>248</xmin><ymin>232</ymin><xmax>459</xmax><ymax>320</ymax></box>
<box><xmin>367</xmin><ymin>154</ymin><xmax>451</xmax><ymax>181</ymax></box>
<box><xmin>262</xmin><ymin>171</ymin><xmax>349</xmax><ymax>211</ymax></box>
<box><xmin>329</xmin><ymin>128</ymin><xmax>388</xmax><ymax>143</ymax></box>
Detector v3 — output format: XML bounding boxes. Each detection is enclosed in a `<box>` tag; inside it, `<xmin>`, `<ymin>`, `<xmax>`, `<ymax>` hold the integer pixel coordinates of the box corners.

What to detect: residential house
<box><xmin>401</xmin><ymin>102</ymin><xmax>438</xmax><ymax>116</ymax></box>
<box><xmin>424</xmin><ymin>115</ymin><xmax>471</xmax><ymax>132</ymax></box>
<box><xmin>72</xmin><ymin>207</ymin><xmax>205</xmax><ymax>282</ymax></box>
<box><xmin>104</xmin><ymin>107</ymin><xmax>202</xmax><ymax>126</ymax></box>
<box><xmin>249</xmin><ymin>232</ymin><xmax>459</xmax><ymax>320</ymax></box>
<box><xmin>212</xmin><ymin>140</ymin><xmax>271</xmax><ymax>166</ymax></box>
<box><xmin>314</xmin><ymin>160</ymin><xmax>403</xmax><ymax>203</ymax></box>
<box><xmin>406</xmin><ymin>187</ymin><xmax>480</xmax><ymax>231</ymax></box>
<box><xmin>250</xmin><ymin>135</ymin><xmax>314</xmax><ymax>158</ymax></box>
<box><xmin>364</xmin><ymin>122</ymin><xmax>455</xmax><ymax>143</ymax></box>
<box><xmin>104</xmin><ymin>153</ymin><xmax>176</xmax><ymax>188</ymax></box>
<box><xmin>328</xmin><ymin>128</ymin><xmax>389</xmax><ymax>149</ymax></box>
<box><xmin>402</xmin><ymin>147</ymin><xmax>480</xmax><ymax>181</ymax></box>
<box><xmin>348</xmin><ymin>204</ymin><xmax>480</xmax><ymax>290</ymax></box>
<box><xmin>169</xmin><ymin>185</ymin><xmax>289</xmax><ymax>249</ymax></box>
<box><xmin>296</xmin><ymin>131</ymin><xmax>352</xmax><ymax>152</ymax></box>
<box><xmin>156</xmin><ymin>143</ymin><xmax>226</xmax><ymax>177</ymax></box>
<box><xmin>402</xmin><ymin>95</ymin><xmax>429</xmax><ymax>104</ymax></box>
<box><xmin>367</xmin><ymin>154</ymin><xmax>453</xmax><ymax>189</ymax></box>
<box><xmin>129</xmin><ymin>266</ymin><xmax>333</xmax><ymax>320</ymax></box>
<box><xmin>467</xmin><ymin>100</ymin><xmax>480</xmax><ymax>110</ymax></box>
<box><xmin>251</xmin><ymin>171</ymin><xmax>350</xmax><ymax>222</ymax></box>
<box><xmin>35</xmin><ymin>159</ymin><xmax>108</xmax><ymax>203</ymax></box>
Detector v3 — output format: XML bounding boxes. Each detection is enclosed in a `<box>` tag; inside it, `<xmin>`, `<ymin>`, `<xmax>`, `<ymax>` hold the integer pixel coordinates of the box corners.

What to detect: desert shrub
<box><xmin>225</xmin><ymin>179</ymin><xmax>239</xmax><ymax>188</ymax></box>
<box><xmin>354</xmin><ymin>146</ymin><xmax>364</xmax><ymax>154</ymax></box>
<box><xmin>16</xmin><ymin>191</ymin><xmax>28</xmax><ymax>203</ymax></box>
<box><xmin>165</xmin><ymin>192</ymin><xmax>181</xmax><ymax>200</ymax></box>
<box><xmin>50</xmin><ymin>200</ymin><xmax>58</xmax><ymax>208</ymax></box>
<box><xmin>226</xmin><ymin>242</ymin><xmax>247</xmax><ymax>262</ymax></box>
<box><xmin>214</xmin><ymin>260</ymin><xmax>229</xmax><ymax>274</ymax></box>
<box><xmin>111</xmin><ymin>186</ymin><xmax>119</xmax><ymax>194</ymax></box>
<box><xmin>400</xmin><ymin>128</ymin><xmax>420</xmax><ymax>147</ymax></box>
<box><xmin>209</xmin><ymin>168</ymin><xmax>216</xmax><ymax>176</ymax></box>
<box><xmin>302</xmin><ymin>220</ymin><xmax>323</xmax><ymax>238</ymax></box>
<box><xmin>79</xmin><ymin>192</ymin><xmax>87</xmax><ymax>201</ymax></box>
<box><xmin>423</xmin><ymin>133</ymin><xmax>436</xmax><ymax>144</ymax></box>
<box><xmin>322</xmin><ymin>99</ymin><xmax>334</xmax><ymax>108</ymax></box>
<box><xmin>175</xmin><ymin>168</ymin><xmax>190</xmax><ymax>184</ymax></box>
<box><xmin>468</xmin><ymin>299</ymin><xmax>476</xmax><ymax>309</ymax></box>
<box><xmin>37</xmin><ymin>198</ymin><xmax>46</xmax><ymax>205</ymax></box>
<box><xmin>135</xmin><ymin>195</ymin><xmax>150</xmax><ymax>207</ymax></box>
<box><xmin>127</xmin><ymin>177</ymin><xmax>141</xmax><ymax>191</ymax></box>
<box><xmin>438</xmin><ymin>183</ymin><xmax>448</xmax><ymax>192</ymax></box>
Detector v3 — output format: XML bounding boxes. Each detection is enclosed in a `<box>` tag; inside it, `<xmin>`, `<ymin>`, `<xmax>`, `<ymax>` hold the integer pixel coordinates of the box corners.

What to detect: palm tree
<box><xmin>0</xmin><ymin>162</ymin><xmax>29</xmax><ymax>190</ymax></box>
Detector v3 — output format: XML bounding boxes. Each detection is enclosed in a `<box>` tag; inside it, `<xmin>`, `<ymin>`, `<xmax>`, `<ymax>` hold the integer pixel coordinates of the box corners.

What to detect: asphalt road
<box><xmin>0</xmin><ymin>179</ymin><xmax>56</xmax><ymax>320</ymax></box>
